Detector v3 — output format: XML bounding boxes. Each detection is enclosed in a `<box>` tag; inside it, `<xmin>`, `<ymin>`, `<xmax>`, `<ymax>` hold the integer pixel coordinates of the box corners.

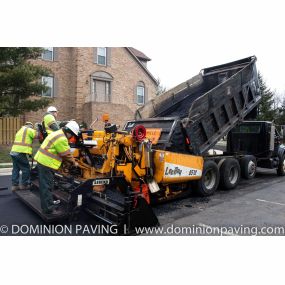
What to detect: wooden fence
<box><xmin>0</xmin><ymin>117</ymin><xmax>24</xmax><ymax>145</ymax></box>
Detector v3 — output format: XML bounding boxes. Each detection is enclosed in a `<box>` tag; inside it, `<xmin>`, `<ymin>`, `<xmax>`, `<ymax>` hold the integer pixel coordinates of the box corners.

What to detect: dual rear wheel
<box><xmin>194</xmin><ymin>155</ymin><xmax>257</xmax><ymax>197</ymax></box>
<box><xmin>193</xmin><ymin>160</ymin><xmax>219</xmax><ymax>196</ymax></box>
<box><xmin>219</xmin><ymin>158</ymin><xmax>241</xmax><ymax>190</ymax></box>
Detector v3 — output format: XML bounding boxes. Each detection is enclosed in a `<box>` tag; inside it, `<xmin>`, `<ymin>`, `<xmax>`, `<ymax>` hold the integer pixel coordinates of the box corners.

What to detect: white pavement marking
<box><xmin>197</xmin><ymin>223</ymin><xmax>237</xmax><ymax>236</ymax></box>
<box><xmin>256</xmin><ymin>199</ymin><xmax>285</xmax><ymax>206</ymax></box>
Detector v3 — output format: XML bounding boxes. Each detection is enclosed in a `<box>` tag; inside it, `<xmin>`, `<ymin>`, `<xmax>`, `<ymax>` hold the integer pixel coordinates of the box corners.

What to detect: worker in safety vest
<box><xmin>10</xmin><ymin>122</ymin><xmax>37</xmax><ymax>191</ymax></box>
<box><xmin>43</xmin><ymin>106</ymin><xmax>60</xmax><ymax>135</ymax></box>
<box><xmin>34</xmin><ymin>121</ymin><xmax>79</xmax><ymax>215</ymax></box>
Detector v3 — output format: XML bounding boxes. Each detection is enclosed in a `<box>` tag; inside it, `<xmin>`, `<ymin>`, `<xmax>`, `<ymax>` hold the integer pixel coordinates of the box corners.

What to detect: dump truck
<box><xmin>15</xmin><ymin>55</ymin><xmax>285</xmax><ymax>234</ymax></box>
<box><xmin>131</xmin><ymin>55</ymin><xmax>285</xmax><ymax>195</ymax></box>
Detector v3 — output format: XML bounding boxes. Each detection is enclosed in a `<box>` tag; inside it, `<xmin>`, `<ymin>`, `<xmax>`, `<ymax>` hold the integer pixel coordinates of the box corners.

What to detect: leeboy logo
<box><xmin>164</xmin><ymin>162</ymin><xmax>201</xmax><ymax>178</ymax></box>
<box><xmin>165</xmin><ymin>166</ymin><xmax>182</xmax><ymax>176</ymax></box>
<box><xmin>93</xmin><ymin>179</ymin><xmax>110</xmax><ymax>186</ymax></box>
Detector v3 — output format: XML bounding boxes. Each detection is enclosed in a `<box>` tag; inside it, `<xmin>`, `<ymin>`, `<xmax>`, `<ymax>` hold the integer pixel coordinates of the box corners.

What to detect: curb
<box><xmin>0</xmin><ymin>168</ymin><xmax>12</xmax><ymax>176</ymax></box>
<box><xmin>0</xmin><ymin>162</ymin><xmax>36</xmax><ymax>166</ymax></box>
<box><xmin>0</xmin><ymin>168</ymin><xmax>12</xmax><ymax>172</ymax></box>
<box><xmin>0</xmin><ymin>163</ymin><xmax>36</xmax><ymax>176</ymax></box>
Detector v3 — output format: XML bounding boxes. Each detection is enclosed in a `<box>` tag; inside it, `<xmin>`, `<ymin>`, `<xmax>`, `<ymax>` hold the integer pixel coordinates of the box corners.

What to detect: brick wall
<box><xmin>25</xmin><ymin>48</ymin><xmax>76</xmax><ymax>123</ymax></box>
<box><xmin>83</xmin><ymin>102</ymin><xmax>135</xmax><ymax>130</ymax></box>
<box><xmin>25</xmin><ymin>47</ymin><xmax>157</xmax><ymax>128</ymax></box>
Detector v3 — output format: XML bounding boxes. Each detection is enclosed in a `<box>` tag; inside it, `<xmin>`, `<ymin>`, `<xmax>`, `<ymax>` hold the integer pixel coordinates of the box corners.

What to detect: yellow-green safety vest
<box><xmin>44</xmin><ymin>113</ymin><xmax>57</xmax><ymax>135</ymax></box>
<box><xmin>11</xmin><ymin>126</ymin><xmax>36</xmax><ymax>155</ymax></box>
<box><xmin>34</xmin><ymin>129</ymin><xmax>71</xmax><ymax>170</ymax></box>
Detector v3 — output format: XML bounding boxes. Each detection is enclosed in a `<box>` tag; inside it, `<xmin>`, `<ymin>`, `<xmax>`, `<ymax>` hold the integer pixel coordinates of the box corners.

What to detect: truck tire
<box><xmin>193</xmin><ymin>160</ymin><xmax>219</xmax><ymax>196</ymax></box>
<box><xmin>240</xmin><ymin>155</ymin><xmax>257</xmax><ymax>179</ymax></box>
<box><xmin>220</xmin><ymin>158</ymin><xmax>240</xmax><ymax>190</ymax></box>
<box><xmin>277</xmin><ymin>155</ymin><xmax>285</xmax><ymax>176</ymax></box>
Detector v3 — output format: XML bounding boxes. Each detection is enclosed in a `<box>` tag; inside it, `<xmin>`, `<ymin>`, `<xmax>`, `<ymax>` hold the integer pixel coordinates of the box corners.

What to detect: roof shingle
<box><xmin>128</xmin><ymin>47</ymin><xmax>151</xmax><ymax>61</ymax></box>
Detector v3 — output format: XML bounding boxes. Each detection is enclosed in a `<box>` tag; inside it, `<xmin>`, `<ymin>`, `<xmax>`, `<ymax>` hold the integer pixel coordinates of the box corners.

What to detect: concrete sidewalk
<box><xmin>0</xmin><ymin>162</ymin><xmax>36</xmax><ymax>175</ymax></box>
<box><xmin>0</xmin><ymin>168</ymin><xmax>12</xmax><ymax>175</ymax></box>
<box><xmin>0</xmin><ymin>163</ymin><xmax>12</xmax><ymax>167</ymax></box>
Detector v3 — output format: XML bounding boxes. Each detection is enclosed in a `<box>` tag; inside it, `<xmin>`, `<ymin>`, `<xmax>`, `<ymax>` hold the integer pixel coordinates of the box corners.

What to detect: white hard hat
<box><xmin>65</xmin><ymin>121</ymin><xmax>80</xmax><ymax>136</ymax></box>
<box><xmin>25</xmin><ymin>121</ymin><xmax>34</xmax><ymax>128</ymax></box>
<box><xmin>47</xmin><ymin>106</ymin><xmax>58</xmax><ymax>112</ymax></box>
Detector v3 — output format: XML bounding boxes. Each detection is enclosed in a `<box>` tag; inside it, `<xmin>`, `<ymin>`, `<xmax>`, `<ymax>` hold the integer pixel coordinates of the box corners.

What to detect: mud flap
<box><xmin>129</xmin><ymin>196</ymin><xmax>159</xmax><ymax>230</ymax></box>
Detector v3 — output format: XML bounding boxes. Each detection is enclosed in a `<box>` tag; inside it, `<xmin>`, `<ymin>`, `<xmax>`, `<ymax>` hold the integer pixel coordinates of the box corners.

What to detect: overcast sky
<box><xmin>143</xmin><ymin>44</ymin><xmax>285</xmax><ymax>94</ymax></box>
<box><xmin>3</xmin><ymin>1</ymin><xmax>284</xmax><ymax>95</ymax></box>
<box><xmin>136</xmin><ymin>1</ymin><xmax>285</xmax><ymax>95</ymax></box>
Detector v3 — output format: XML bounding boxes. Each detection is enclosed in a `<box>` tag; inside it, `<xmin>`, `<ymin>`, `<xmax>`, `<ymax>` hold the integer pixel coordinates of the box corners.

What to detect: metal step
<box><xmin>14</xmin><ymin>190</ymin><xmax>69</xmax><ymax>222</ymax></box>
<box><xmin>90</xmin><ymin>195</ymin><xmax>125</xmax><ymax>212</ymax></box>
<box><xmin>84</xmin><ymin>208</ymin><xmax>118</xmax><ymax>225</ymax></box>
<box><xmin>31</xmin><ymin>179</ymin><xmax>71</xmax><ymax>204</ymax></box>
<box><xmin>52</xmin><ymin>189</ymin><xmax>71</xmax><ymax>204</ymax></box>
<box><xmin>31</xmin><ymin>179</ymin><xmax>39</xmax><ymax>188</ymax></box>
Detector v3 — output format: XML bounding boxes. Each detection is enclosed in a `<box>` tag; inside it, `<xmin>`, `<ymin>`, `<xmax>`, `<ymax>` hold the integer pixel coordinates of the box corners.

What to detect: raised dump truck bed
<box><xmin>135</xmin><ymin>56</ymin><xmax>261</xmax><ymax>155</ymax></box>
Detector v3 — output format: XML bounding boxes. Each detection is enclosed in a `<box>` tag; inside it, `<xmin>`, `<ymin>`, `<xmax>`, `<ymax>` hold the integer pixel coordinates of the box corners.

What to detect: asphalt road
<box><xmin>0</xmin><ymin>174</ymin><xmax>100</xmax><ymax>235</ymax></box>
<box><xmin>0</xmin><ymin>175</ymin><xmax>43</xmax><ymax>225</ymax></box>
<box><xmin>154</xmin><ymin>168</ymin><xmax>285</xmax><ymax>234</ymax></box>
<box><xmin>1</xmin><ymin>169</ymin><xmax>285</xmax><ymax>235</ymax></box>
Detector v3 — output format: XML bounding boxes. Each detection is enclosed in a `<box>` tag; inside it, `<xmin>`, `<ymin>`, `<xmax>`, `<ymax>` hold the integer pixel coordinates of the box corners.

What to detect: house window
<box><xmin>136</xmin><ymin>83</ymin><xmax>145</xmax><ymax>105</ymax></box>
<box><xmin>92</xmin><ymin>80</ymin><xmax>111</xmax><ymax>102</ymax></box>
<box><xmin>42</xmin><ymin>47</ymin><xmax>54</xmax><ymax>61</ymax></box>
<box><xmin>97</xmin><ymin>47</ymin><xmax>107</xmax><ymax>65</ymax></box>
<box><xmin>42</xmin><ymin>76</ymin><xmax>54</xmax><ymax>97</ymax></box>
<box><xmin>89</xmin><ymin>71</ymin><xmax>113</xmax><ymax>102</ymax></box>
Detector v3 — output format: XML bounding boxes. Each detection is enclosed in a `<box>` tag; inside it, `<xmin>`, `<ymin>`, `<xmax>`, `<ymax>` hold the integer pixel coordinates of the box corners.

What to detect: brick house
<box><xmin>26</xmin><ymin>47</ymin><xmax>158</xmax><ymax>128</ymax></box>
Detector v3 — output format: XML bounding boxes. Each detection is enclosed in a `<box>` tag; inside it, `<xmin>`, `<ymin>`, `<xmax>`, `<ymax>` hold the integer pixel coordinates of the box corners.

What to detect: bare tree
<box><xmin>156</xmin><ymin>78</ymin><xmax>166</xmax><ymax>96</ymax></box>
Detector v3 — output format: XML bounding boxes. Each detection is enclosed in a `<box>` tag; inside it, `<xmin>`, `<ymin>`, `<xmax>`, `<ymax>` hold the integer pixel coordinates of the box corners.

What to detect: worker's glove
<box><xmin>73</xmin><ymin>161</ymin><xmax>79</xmax><ymax>168</ymax></box>
<box><xmin>60</xmin><ymin>162</ymin><xmax>70</xmax><ymax>173</ymax></box>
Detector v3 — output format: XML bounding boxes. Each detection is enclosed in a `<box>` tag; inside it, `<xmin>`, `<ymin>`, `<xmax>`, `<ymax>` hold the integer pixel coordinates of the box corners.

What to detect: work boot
<box><xmin>11</xmin><ymin>185</ymin><xmax>19</xmax><ymax>192</ymax></box>
<box><xmin>19</xmin><ymin>185</ymin><xmax>30</xmax><ymax>190</ymax></box>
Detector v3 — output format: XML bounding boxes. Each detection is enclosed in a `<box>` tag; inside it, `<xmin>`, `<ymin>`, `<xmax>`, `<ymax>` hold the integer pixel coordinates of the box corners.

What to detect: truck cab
<box><xmin>227</xmin><ymin>121</ymin><xmax>285</xmax><ymax>169</ymax></box>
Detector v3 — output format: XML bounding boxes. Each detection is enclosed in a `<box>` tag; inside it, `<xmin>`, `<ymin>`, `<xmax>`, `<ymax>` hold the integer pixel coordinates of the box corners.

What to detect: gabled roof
<box><xmin>128</xmin><ymin>47</ymin><xmax>151</xmax><ymax>61</ymax></box>
<box><xmin>125</xmin><ymin>47</ymin><xmax>157</xmax><ymax>85</ymax></box>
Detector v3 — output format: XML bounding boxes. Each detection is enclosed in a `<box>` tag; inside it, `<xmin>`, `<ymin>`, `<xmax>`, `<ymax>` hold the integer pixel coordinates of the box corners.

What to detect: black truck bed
<box><xmin>134</xmin><ymin>56</ymin><xmax>261</xmax><ymax>154</ymax></box>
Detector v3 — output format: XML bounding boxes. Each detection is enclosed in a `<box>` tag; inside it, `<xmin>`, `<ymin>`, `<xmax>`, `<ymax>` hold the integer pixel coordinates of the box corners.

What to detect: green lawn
<box><xmin>0</xmin><ymin>143</ymin><xmax>41</xmax><ymax>164</ymax></box>
<box><xmin>0</xmin><ymin>144</ymin><xmax>12</xmax><ymax>163</ymax></box>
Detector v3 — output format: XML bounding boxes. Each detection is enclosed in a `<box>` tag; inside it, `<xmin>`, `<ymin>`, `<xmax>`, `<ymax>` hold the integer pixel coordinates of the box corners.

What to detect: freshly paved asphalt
<box><xmin>154</xmin><ymin>168</ymin><xmax>285</xmax><ymax>232</ymax></box>
<box><xmin>0</xmin><ymin>175</ymin><xmax>99</xmax><ymax>235</ymax></box>
<box><xmin>0</xmin><ymin>175</ymin><xmax>43</xmax><ymax>225</ymax></box>
<box><xmin>1</xmin><ymin>168</ymin><xmax>285</xmax><ymax>235</ymax></box>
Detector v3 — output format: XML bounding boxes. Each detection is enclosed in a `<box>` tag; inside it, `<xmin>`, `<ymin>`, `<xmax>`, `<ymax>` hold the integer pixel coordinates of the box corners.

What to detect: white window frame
<box><xmin>42</xmin><ymin>47</ymin><xmax>54</xmax><ymax>61</ymax></box>
<box><xmin>92</xmin><ymin>79</ymin><xmax>111</xmax><ymax>102</ymax></box>
<box><xmin>97</xmin><ymin>47</ymin><xmax>107</xmax><ymax>65</ymax></box>
<box><xmin>42</xmin><ymin>76</ymin><xmax>54</xmax><ymax>97</ymax></box>
<box><xmin>137</xmin><ymin>85</ymin><xmax>145</xmax><ymax>105</ymax></box>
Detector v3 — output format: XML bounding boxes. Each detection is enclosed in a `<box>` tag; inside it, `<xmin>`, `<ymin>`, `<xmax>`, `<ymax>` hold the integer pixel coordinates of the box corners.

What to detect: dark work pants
<box><xmin>10</xmin><ymin>153</ymin><xmax>31</xmax><ymax>186</ymax></box>
<box><xmin>37</xmin><ymin>163</ymin><xmax>55</xmax><ymax>213</ymax></box>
